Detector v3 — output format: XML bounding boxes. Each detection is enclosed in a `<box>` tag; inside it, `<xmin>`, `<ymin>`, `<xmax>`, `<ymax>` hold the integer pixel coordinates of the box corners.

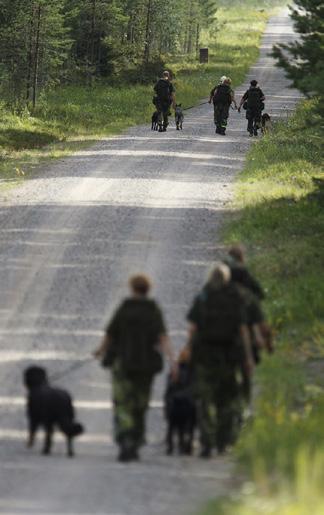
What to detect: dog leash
<box><xmin>49</xmin><ymin>356</ymin><xmax>94</xmax><ymax>382</ymax></box>
<box><xmin>182</xmin><ymin>101</ymin><xmax>209</xmax><ymax>111</ymax></box>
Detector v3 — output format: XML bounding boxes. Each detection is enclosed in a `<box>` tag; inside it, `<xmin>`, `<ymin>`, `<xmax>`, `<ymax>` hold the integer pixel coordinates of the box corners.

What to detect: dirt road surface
<box><xmin>0</xmin><ymin>11</ymin><xmax>301</xmax><ymax>515</ymax></box>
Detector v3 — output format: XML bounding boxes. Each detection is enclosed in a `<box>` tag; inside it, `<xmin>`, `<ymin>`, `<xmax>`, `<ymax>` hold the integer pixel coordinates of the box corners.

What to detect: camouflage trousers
<box><xmin>157</xmin><ymin>101</ymin><xmax>171</xmax><ymax>129</ymax></box>
<box><xmin>194</xmin><ymin>364</ymin><xmax>242</xmax><ymax>452</ymax></box>
<box><xmin>112</xmin><ymin>362</ymin><xmax>153</xmax><ymax>450</ymax></box>
<box><xmin>213</xmin><ymin>103</ymin><xmax>230</xmax><ymax>129</ymax></box>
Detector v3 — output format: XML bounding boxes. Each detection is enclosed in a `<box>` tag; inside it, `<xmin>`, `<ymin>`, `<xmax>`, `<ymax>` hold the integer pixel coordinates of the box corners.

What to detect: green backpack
<box><xmin>104</xmin><ymin>299</ymin><xmax>164</xmax><ymax>374</ymax></box>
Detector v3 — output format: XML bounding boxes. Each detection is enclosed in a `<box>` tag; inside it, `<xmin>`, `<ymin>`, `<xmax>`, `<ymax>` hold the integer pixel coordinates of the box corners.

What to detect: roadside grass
<box><xmin>0</xmin><ymin>5</ymin><xmax>268</xmax><ymax>184</ymax></box>
<box><xmin>199</xmin><ymin>99</ymin><xmax>324</xmax><ymax>514</ymax></box>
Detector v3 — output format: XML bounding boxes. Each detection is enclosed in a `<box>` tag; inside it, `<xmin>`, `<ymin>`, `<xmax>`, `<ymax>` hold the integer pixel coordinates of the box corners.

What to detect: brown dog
<box><xmin>261</xmin><ymin>113</ymin><xmax>272</xmax><ymax>135</ymax></box>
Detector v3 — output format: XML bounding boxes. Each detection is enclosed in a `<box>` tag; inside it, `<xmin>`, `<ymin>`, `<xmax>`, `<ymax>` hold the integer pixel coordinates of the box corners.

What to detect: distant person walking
<box><xmin>209</xmin><ymin>76</ymin><xmax>237</xmax><ymax>135</ymax></box>
<box><xmin>224</xmin><ymin>245</ymin><xmax>273</xmax><ymax>399</ymax></box>
<box><xmin>187</xmin><ymin>263</ymin><xmax>254</xmax><ymax>457</ymax></box>
<box><xmin>94</xmin><ymin>275</ymin><xmax>175</xmax><ymax>462</ymax></box>
<box><xmin>225</xmin><ymin>244</ymin><xmax>265</xmax><ymax>300</ymax></box>
<box><xmin>154</xmin><ymin>70</ymin><xmax>176</xmax><ymax>132</ymax></box>
<box><xmin>238</xmin><ymin>79</ymin><xmax>265</xmax><ymax>137</ymax></box>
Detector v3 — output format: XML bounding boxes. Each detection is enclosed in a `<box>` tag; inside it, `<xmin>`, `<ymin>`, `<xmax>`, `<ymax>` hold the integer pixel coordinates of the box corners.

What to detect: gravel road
<box><xmin>0</xmin><ymin>11</ymin><xmax>302</xmax><ymax>515</ymax></box>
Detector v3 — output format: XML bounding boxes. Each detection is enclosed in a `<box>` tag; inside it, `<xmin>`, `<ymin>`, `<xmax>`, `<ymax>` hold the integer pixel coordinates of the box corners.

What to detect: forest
<box><xmin>0</xmin><ymin>0</ymin><xmax>217</xmax><ymax>108</ymax></box>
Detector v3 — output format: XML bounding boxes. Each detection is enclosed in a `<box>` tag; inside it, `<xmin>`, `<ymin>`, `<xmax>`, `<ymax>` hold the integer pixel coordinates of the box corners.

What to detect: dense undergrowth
<box><xmin>200</xmin><ymin>99</ymin><xmax>324</xmax><ymax>514</ymax></box>
<box><xmin>0</xmin><ymin>5</ymin><xmax>268</xmax><ymax>184</ymax></box>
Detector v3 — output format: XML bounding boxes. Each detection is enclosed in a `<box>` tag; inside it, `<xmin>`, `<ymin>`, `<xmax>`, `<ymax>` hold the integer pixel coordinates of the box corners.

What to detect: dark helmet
<box><xmin>250</xmin><ymin>80</ymin><xmax>258</xmax><ymax>87</ymax></box>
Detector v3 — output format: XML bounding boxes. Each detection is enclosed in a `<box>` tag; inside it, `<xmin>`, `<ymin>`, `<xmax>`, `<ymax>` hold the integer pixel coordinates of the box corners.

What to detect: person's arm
<box><xmin>181</xmin><ymin>322</ymin><xmax>196</xmax><ymax>360</ymax></box>
<box><xmin>93</xmin><ymin>332</ymin><xmax>111</xmax><ymax>359</ymax></box>
<box><xmin>259</xmin><ymin>321</ymin><xmax>274</xmax><ymax>354</ymax></box>
<box><xmin>252</xmin><ymin>323</ymin><xmax>265</xmax><ymax>349</ymax></box>
<box><xmin>159</xmin><ymin>333</ymin><xmax>174</xmax><ymax>362</ymax></box>
<box><xmin>245</xmin><ymin>269</ymin><xmax>265</xmax><ymax>299</ymax></box>
<box><xmin>209</xmin><ymin>87</ymin><xmax>216</xmax><ymax>104</ymax></box>
<box><xmin>159</xmin><ymin>333</ymin><xmax>177</xmax><ymax>378</ymax></box>
<box><xmin>93</xmin><ymin>305</ymin><xmax>121</xmax><ymax>359</ymax></box>
<box><xmin>240</xmin><ymin>324</ymin><xmax>254</xmax><ymax>377</ymax></box>
<box><xmin>171</xmin><ymin>91</ymin><xmax>176</xmax><ymax>109</ymax></box>
<box><xmin>188</xmin><ymin>322</ymin><xmax>197</xmax><ymax>343</ymax></box>
<box><xmin>231</xmin><ymin>90</ymin><xmax>238</xmax><ymax>109</ymax></box>
<box><xmin>238</xmin><ymin>91</ymin><xmax>248</xmax><ymax>112</ymax></box>
<box><xmin>168</xmin><ymin>82</ymin><xmax>176</xmax><ymax>109</ymax></box>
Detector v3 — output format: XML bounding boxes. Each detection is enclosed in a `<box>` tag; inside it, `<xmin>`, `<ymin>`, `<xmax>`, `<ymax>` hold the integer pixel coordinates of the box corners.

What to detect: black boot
<box><xmin>215</xmin><ymin>127</ymin><xmax>221</xmax><ymax>134</ymax></box>
<box><xmin>118</xmin><ymin>448</ymin><xmax>139</xmax><ymax>462</ymax></box>
<box><xmin>118</xmin><ymin>444</ymin><xmax>139</xmax><ymax>462</ymax></box>
<box><xmin>200</xmin><ymin>445</ymin><xmax>212</xmax><ymax>459</ymax></box>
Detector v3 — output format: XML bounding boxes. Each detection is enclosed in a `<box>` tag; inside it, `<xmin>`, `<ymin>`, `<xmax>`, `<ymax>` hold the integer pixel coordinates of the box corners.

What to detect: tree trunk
<box><xmin>196</xmin><ymin>23</ymin><xmax>200</xmax><ymax>56</ymax></box>
<box><xmin>86</xmin><ymin>0</ymin><xmax>96</xmax><ymax>85</ymax></box>
<box><xmin>26</xmin><ymin>2</ymin><xmax>35</xmax><ymax>104</ymax></box>
<box><xmin>143</xmin><ymin>0</ymin><xmax>153</xmax><ymax>63</ymax></box>
<box><xmin>32</xmin><ymin>3</ymin><xmax>42</xmax><ymax>109</ymax></box>
<box><xmin>187</xmin><ymin>1</ymin><xmax>194</xmax><ymax>54</ymax></box>
<box><xmin>90</xmin><ymin>0</ymin><xmax>96</xmax><ymax>67</ymax></box>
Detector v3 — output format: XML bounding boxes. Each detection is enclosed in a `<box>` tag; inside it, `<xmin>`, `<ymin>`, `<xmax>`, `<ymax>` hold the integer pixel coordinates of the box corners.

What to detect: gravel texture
<box><xmin>0</xmin><ymin>11</ymin><xmax>302</xmax><ymax>515</ymax></box>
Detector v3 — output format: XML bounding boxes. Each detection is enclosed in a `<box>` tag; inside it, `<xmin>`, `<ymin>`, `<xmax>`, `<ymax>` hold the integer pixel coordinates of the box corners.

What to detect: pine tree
<box><xmin>0</xmin><ymin>0</ymin><xmax>71</xmax><ymax>108</ymax></box>
<box><xmin>0</xmin><ymin>0</ymin><xmax>220</xmax><ymax>104</ymax></box>
<box><xmin>68</xmin><ymin>0</ymin><xmax>127</xmax><ymax>80</ymax></box>
<box><xmin>272</xmin><ymin>0</ymin><xmax>324</xmax><ymax>99</ymax></box>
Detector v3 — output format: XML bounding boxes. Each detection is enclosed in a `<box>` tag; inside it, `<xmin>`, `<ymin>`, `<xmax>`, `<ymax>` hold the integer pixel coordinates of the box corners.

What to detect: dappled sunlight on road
<box><xmin>72</xmin><ymin>148</ymin><xmax>245</xmax><ymax>161</ymax></box>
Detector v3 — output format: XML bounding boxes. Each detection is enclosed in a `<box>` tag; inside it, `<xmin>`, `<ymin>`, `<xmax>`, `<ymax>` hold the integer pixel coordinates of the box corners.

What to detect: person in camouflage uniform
<box><xmin>209</xmin><ymin>77</ymin><xmax>237</xmax><ymax>135</ymax></box>
<box><xmin>94</xmin><ymin>275</ymin><xmax>175</xmax><ymax>462</ymax></box>
<box><xmin>153</xmin><ymin>70</ymin><xmax>176</xmax><ymax>132</ymax></box>
<box><xmin>224</xmin><ymin>245</ymin><xmax>273</xmax><ymax>400</ymax></box>
<box><xmin>187</xmin><ymin>263</ymin><xmax>254</xmax><ymax>457</ymax></box>
<box><xmin>225</xmin><ymin>244</ymin><xmax>265</xmax><ymax>301</ymax></box>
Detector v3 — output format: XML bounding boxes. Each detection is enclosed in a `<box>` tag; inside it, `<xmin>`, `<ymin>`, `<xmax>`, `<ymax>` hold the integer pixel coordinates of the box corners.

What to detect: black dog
<box><xmin>151</xmin><ymin>111</ymin><xmax>159</xmax><ymax>131</ymax></box>
<box><xmin>24</xmin><ymin>366</ymin><xmax>84</xmax><ymax>457</ymax></box>
<box><xmin>164</xmin><ymin>361</ymin><xmax>196</xmax><ymax>455</ymax></box>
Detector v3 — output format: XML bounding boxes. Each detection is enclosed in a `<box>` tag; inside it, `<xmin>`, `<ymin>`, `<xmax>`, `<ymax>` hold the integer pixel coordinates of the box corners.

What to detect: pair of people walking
<box><xmin>210</xmin><ymin>76</ymin><xmax>265</xmax><ymax>136</ymax></box>
<box><xmin>94</xmin><ymin>248</ymin><xmax>269</xmax><ymax>462</ymax></box>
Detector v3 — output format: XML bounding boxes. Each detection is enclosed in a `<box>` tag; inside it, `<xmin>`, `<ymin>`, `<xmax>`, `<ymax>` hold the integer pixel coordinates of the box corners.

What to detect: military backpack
<box><xmin>155</xmin><ymin>79</ymin><xmax>171</xmax><ymax>103</ymax></box>
<box><xmin>103</xmin><ymin>299</ymin><xmax>164</xmax><ymax>375</ymax></box>
<box><xmin>246</xmin><ymin>87</ymin><xmax>264</xmax><ymax>111</ymax></box>
<box><xmin>213</xmin><ymin>84</ymin><xmax>232</xmax><ymax>106</ymax></box>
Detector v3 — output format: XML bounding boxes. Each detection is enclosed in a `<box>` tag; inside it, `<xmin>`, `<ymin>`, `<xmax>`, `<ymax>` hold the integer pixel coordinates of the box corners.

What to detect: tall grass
<box><xmin>202</xmin><ymin>449</ymin><xmax>324</xmax><ymax>515</ymax></box>
<box><xmin>199</xmin><ymin>99</ymin><xmax>324</xmax><ymax>514</ymax></box>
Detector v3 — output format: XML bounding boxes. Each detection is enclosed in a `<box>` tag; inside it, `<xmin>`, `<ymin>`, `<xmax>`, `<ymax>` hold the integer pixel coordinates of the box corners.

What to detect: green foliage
<box><xmin>199</xmin><ymin>99</ymin><xmax>324</xmax><ymax>515</ymax></box>
<box><xmin>0</xmin><ymin>0</ymin><xmax>71</xmax><ymax>107</ymax></box>
<box><xmin>272</xmin><ymin>0</ymin><xmax>324</xmax><ymax>110</ymax></box>
<box><xmin>0</xmin><ymin>0</ymin><xmax>231</xmax><ymax>106</ymax></box>
<box><xmin>201</xmin><ymin>448</ymin><xmax>324</xmax><ymax>514</ymax></box>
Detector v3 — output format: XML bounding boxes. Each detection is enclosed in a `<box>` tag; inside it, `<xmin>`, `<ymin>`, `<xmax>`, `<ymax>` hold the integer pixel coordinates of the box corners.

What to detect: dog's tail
<box><xmin>70</xmin><ymin>422</ymin><xmax>84</xmax><ymax>437</ymax></box>
<box><xmin>60</xmin><ymin>419</ymin><xmax>84</xmax><ymax>437</ymax></box>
